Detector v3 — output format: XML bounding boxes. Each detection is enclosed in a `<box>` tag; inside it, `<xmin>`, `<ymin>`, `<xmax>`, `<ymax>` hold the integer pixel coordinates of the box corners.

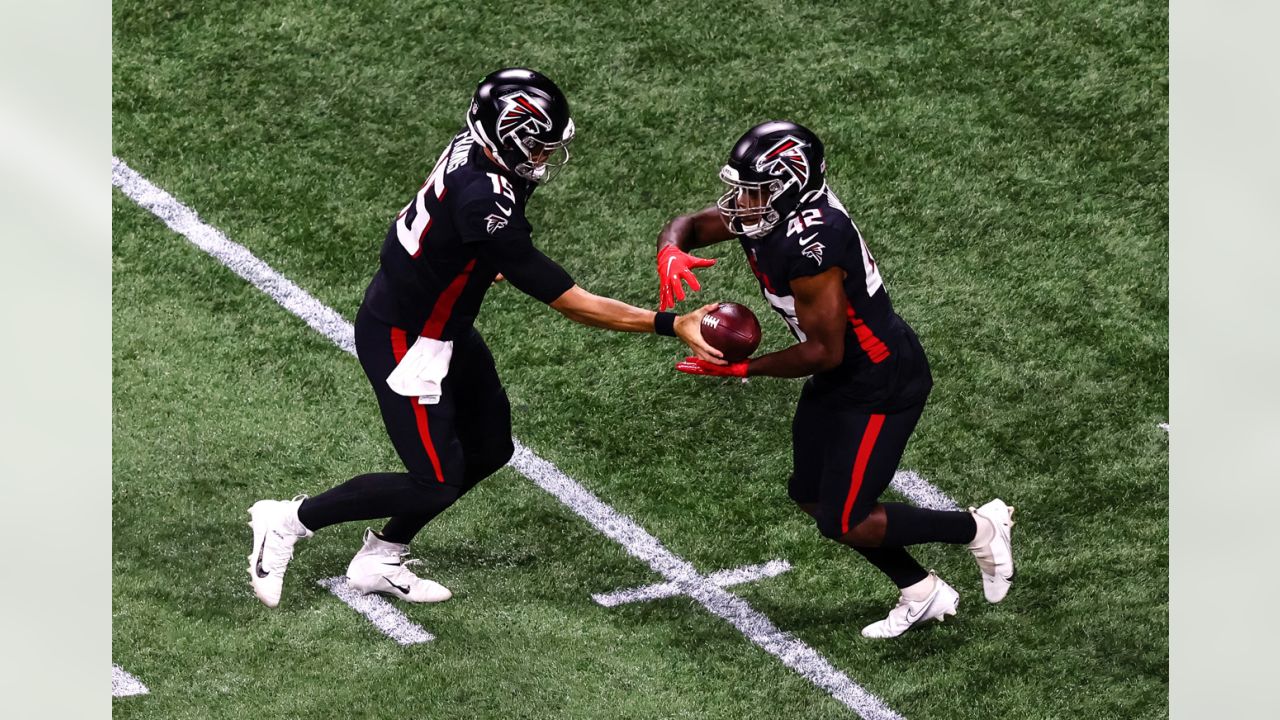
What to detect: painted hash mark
<box><xmin>112</xmin><ymin>665</ymin><xmax>149</xmax><ymax>698</ymax></box>
<box><xmin>318</xmin><ymin>577</ymin><xmax>434</xmax><ymax>645</ymax></box>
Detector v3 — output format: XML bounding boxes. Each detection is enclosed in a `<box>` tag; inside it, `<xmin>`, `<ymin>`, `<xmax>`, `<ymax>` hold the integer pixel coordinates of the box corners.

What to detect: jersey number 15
<box><xmin>395</xmin><ymin>146</ymin><xmax>450</xmax><ymax>258</ymax></box>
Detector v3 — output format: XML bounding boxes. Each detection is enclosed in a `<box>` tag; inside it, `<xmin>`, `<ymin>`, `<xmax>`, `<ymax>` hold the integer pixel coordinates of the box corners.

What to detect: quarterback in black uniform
<box><xmin>247</xmin><ymin>68</ymin><xmax>722</xmax><ymax>608</ymax></box>
<box><xmin>657</xmin><ymin>121</ymin><xmax>1016</xmax><ymax>638</ymax></box>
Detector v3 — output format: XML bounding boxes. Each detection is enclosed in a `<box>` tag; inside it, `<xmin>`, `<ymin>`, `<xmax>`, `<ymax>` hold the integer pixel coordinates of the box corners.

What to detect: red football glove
<box><xmin>675</xmin><ymin>356</ymin><xmax>748</xmax><ymax>378</ymax></box>
<box><xmin>657</xmin><ymin>245</ymin><xmax>717</xmax><ymax>311</ymax></box>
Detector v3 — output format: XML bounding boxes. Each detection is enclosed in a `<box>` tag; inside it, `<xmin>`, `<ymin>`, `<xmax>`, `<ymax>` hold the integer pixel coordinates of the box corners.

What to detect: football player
<box><xmin>246</xmin><ymin>68</ymin><xmax>723</xmax><ymax>608</ymax></box>
<box><xmin>656</xmin><ymin>121</ymin><xmax>1015</xmax><ymax>638</ymax></box>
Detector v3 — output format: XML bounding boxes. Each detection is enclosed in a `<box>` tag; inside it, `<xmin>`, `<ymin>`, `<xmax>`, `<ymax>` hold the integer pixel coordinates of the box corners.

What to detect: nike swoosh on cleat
<box><xmin>255</xmin><ymin>536</ymin><xmax>270</xmax><ymax>578</ymax></box>
<box><xmin>383</xmin><ymin>576</ymin><xmax>411</xmax><ymax>594</ymax></box>
<box><xmin>904</xmin><ymin>598</ymin><xmax>933</xmax><ymax>624</ymax></box>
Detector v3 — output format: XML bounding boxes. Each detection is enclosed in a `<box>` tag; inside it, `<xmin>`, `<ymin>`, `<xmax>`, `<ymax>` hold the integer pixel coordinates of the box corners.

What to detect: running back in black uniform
<box><xmin>732</xmin><ymin>182</ymin><xmax>935</xmax><ymax>541</ymax></box>
<box><xmin>662</xmin><ymin>121</ymin><xmax>1014</xmax><ymax>638</ymax></box>
<box><xmin>739</xmin><ymin>184</ymin><xmax>932</xmax><ymax>412</ymax></box>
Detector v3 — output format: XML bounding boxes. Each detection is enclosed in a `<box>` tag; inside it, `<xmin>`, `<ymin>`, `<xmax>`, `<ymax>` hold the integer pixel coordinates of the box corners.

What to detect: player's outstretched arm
<box><xmin>550</xmin><ymin>286</ymin><xmax>725</xmax><ymax>364</ymax></box>
<box><xmin>656</xmin><ymin>206</ymin><xmax>732</xmax><ymax>311</ymax></box>
<box><xmin>677</xmin><ymin>268</ymin><xmax>846</xmax><ymax>379</ymax></box>
<box><xmin>744</xmin><ymin>268</ymin><xmax>847</xmax><ymax>377</ymax></box>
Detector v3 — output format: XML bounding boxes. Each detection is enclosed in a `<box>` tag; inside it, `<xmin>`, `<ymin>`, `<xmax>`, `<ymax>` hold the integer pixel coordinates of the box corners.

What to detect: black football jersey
<box><xmin>362</xmin><ymin>129</ymin><xmax>575</xmax><ymax>339</ymax></box>
<box><xmin>739</xmin><ymin>186</ymin><xmax>932</xmax><ymax>410</ymax></box>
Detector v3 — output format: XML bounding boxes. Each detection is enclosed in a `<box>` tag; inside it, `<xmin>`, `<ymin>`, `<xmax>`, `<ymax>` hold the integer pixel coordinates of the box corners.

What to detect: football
<box><xmin>699</xmin><ymin>302</ymin><xmax>762</xmax><ymax>363</ymax></box>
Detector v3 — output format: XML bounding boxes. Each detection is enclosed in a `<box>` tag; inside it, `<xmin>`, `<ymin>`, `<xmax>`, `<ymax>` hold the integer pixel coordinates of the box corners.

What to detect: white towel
<box><xmin>385</xmin><ymin>336</ymin><xmax>453</xmax><ymax>405</ymax></box>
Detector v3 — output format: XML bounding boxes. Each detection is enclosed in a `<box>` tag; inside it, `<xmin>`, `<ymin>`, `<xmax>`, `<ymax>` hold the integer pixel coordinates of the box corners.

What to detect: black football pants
<box><xmin>297</xmin><ymin>304</ymin><xmax>514</xmax><ymax>544</ymax></box>
<box><xmin>788</xmin><ymin>379</ymin><xmax>975</xmax><ymax>588</ymax></box>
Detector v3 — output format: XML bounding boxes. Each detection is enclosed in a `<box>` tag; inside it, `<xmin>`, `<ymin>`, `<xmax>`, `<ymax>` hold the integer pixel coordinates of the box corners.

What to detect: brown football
<box><xmin>699</xmin><ymin>302</ymin><xmax>762</xmax><ymax>363</ymax></box>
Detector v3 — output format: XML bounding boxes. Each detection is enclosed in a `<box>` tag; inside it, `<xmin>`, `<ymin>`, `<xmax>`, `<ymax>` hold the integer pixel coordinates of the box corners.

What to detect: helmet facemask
<box><xmin>511</xmin><ymin>119</ymin><xmax>574</xmax><ymax>184</ymax></box>
<box><xmin>717</xmin><ymin>165</ymin><xmax>792</xmax><ymax>238</ymax></box>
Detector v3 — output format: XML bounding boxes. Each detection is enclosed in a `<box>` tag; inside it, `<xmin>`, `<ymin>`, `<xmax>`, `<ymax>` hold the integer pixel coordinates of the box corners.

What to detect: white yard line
<box><xmin>112</xmin><ymin>665</ymin><xmax>149</xmax><ymax>698</ymax></box>
<box><xmin>511</xmin><ymin>447</ymin><xmax>903</xmax><ymax>720</ymax></box>
<box><xmin>114</xmin><ymin>156</ymin><xmax>932</xmax><ymax>720</ymax></box>
<box><xmin>593</xmin><ymin>560</ymin><xmax>792</xmax><ymax>607</ymax></box>
<box><xmin>110</xmin><ymin>160</ymin><xmax>356</xmax><ymax>355</ymax></box>
<box><xmin>317</xmin><ymin>577</ymin><xmax>435</xmax><ymax>645</ymax></box>
<box><xmin>890</xmin><ymin>470</ymin><xmax>960</xmax><ymax>511</ymax></box>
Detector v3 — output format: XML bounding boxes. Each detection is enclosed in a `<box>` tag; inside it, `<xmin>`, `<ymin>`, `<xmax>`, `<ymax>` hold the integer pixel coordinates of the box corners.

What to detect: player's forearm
<box><xmin>746</xmin><ymin>341</ymin><xmax>842</xmax><ymax>378</ymax></box>
<box><xmin>552</xmin><ymin>286</ymin><xmax>659</xmax><ymax>333</ymax></box>
<box><xmin>658</xmin><ymin>208</ymin><xmax>728</xmax><ymax>252</ymax></box>
<box><xmin>657</xmin><ymin>214</ymin><xmax>698</xmax><ymax>253</ymax></box>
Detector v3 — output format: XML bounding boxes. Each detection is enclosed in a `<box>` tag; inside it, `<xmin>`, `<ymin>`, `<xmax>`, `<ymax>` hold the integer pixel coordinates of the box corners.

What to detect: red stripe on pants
<box><xmin>421</xmin><ymin>259</ymin><xmax>477</xmax><ymax>339</ymax></box>
<box><xmin>841</xmin><ymin>413</ymin><xmax>886</xmax><ymax>534</ymax></box>
<box><xmin>390</xmin><ymin>327</ymin><xmax>446</xmax><ymax>483</ymax></box>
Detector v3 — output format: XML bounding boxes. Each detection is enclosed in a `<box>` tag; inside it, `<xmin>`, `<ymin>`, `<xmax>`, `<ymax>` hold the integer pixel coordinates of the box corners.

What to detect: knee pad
<box><xmin>399</xmin><ymin>479</ymin><xmax>462</xmax><ymax>515</ymax></box>
<box><xmin>494</xmin><ymin>436</ymin><xmax>515</xmax><ymax>466</ymax></box>
<box><xmin>461</xmin><ymin>435</ymin><xmax>515</xmax><ymax>487</ymax></box>
<box><xmin>477</xmin><ymin>436</ymin><xmax>514</xmax><ymax>475</ymax></box>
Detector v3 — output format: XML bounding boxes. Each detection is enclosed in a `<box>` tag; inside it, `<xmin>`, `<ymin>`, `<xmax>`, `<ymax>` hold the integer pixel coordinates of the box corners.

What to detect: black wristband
<box><xmin>654</xmin><ymin>311</ymin><xmax>677</xmax><ymax>337</ymax></box>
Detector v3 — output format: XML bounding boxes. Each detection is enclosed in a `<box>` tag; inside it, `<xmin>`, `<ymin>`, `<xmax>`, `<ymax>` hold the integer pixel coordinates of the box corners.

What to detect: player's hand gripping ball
<box><xmin>698</xmin><ymin>302</ymin><xmax>761</xmax><ymax>363</ymax></box>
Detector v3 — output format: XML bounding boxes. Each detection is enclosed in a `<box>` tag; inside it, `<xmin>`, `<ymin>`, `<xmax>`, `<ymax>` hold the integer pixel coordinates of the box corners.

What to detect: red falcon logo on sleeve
<box><xmin>755</xmin><ymin>135</ymin><xmax>811</xmax><ymax>188</ymax></box>
<box><xmin>496</xmin><ymin>92</ymin><xmax>553</xmax><ymax>143</ymax></box>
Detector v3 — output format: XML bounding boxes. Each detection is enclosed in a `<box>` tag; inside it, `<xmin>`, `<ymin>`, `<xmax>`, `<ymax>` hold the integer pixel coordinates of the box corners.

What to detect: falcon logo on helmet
<box><xmin>467</xmin><ymin>69</ymin><xmax>575</xmax><ymax>184</ymax></box>
<box><xmin>496</xmin><ymin>92</ymin><xmax>554</xmax><ymax>144</ymax></box>
<box><xmin>755</xmin><ymin>135</ymin><xmax>811</xmax><ymax>188</ymax></box>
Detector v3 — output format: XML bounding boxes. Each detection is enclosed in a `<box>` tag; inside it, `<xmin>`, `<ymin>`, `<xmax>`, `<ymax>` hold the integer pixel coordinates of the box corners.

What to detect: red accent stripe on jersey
<box><xmin>420</xmin><ymin>259</ymin><xmax>478</xmax><ymax>339</ymax></box>
<box><xmin>845</xmin><ymin>302</ymin><xmax>891</xmax><ymax>364</ymax></box>
<box><xmin>390</xmin><ymin>327</ymin><xmax>445</xmax><ymax>483</ymax></box>
<box><xmin>411</xmin><ymin>215</ymin><xmax>433</xmax><ymax>259</ymax></box>
<box><xmin>407</xmin><ymin>189</ymin><xmax>448</xmax><ymax>258</ymax></box>
<box><xmin>841</xmin><ymin>414</ymin><xmax>886</xmax><ymax>534</ymax></box>
<box><xmin>745</xmin><ymin>251</ymin><xmax>777</xmax><ymax>294</ymax></box>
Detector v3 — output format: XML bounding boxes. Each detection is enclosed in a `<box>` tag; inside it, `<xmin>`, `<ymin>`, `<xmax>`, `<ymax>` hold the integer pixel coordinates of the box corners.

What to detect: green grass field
<box><xmin>112</xmin><ymin>0</ymin><xmax>1168</xmax><ymax>717</ymax></box>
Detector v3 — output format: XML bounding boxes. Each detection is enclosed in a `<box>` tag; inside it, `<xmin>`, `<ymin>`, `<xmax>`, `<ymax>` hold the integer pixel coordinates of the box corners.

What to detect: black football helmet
<box><xmin>466</xmin><ymin>68</ymin><xmax>574</xmax><ymax>184</ymax></box>
<box><xmin>717</xmin><ymin>121</ymin><xmax>826</xmax><ymax>237</ymax></box>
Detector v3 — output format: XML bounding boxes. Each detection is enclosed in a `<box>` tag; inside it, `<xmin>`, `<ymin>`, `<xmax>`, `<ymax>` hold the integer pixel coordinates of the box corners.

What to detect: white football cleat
<box><xmin>345</xmin><ymin>528</ymin><xmax>452</xmax><ymax>603</ymax></box>
<box><xmin>861</xmin><ymin>573</ymin><xmax>959</xmax><ymax>639</ymax></box>
<box><xmin>969</xmin><ymin>498</ymin><xmax>1016</xmax><ymax>603</ymax></box>
<box><xmin>247</xmin><ymin>496</ymin><xmax>313</xmax><ymax>608</ymax></box>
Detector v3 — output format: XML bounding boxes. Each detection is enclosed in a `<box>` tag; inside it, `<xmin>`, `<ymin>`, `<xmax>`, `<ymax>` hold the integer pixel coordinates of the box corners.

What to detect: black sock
<box><xmin>881</xmin><ymin>502</ymin><xmax>977</xmax><ymax>546</ymax></box>
<box><xmin>854</xmin><ymin>546</ymin><xmax>929</xmax><ymax>589</ymax></box>
<box><xmin>380</xmin><ymin>512</ymin><xmax>446</xmax><ymax>545</ymax></box>
<box><xmin>296</xmin><ymin>473</ymin><xmax>460</xmax><ymax>533</ymax></box>
<box><xmin>377</xmin><ymin>454</ymin><xmax>509</xmax><ymax>543</ymax></box>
